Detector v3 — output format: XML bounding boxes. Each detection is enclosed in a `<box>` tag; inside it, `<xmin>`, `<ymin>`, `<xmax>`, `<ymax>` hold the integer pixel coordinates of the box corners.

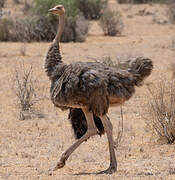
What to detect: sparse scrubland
<box><xmin>0</xmin><ymin>0</ymin><xmax>124</xmax><ymax>42</ymax></box>
<box><xmin>0</xmin><ymin>0</ymin><xmax>175</xmax><ymax>179</ymax></box>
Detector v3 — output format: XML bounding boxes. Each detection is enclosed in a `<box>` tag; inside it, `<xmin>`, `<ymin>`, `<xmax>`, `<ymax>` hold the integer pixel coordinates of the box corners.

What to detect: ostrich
<box><xmin>45</xmin><ymin>5</ymin><xmax>153</xmax><ymax>174</ymax></box>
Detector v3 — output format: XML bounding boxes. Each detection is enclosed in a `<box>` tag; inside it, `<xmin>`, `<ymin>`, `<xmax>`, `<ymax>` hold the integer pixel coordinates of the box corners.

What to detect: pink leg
<box><xmin>53</xmin><ymin>108</ymin><xmax>98</xmax><ymax>171</ymax></box>
<box><xmin>97</xmin><ymin>115</ymin><xmax>117</xmax><ymax>174</ymax></box>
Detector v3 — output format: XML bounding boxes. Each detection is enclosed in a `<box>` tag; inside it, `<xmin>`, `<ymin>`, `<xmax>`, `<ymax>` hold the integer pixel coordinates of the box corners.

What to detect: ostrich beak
<box><xmin>48</xmin><ymin>7</ymin><xmax>56</xmax><ymax>13</ymax></box>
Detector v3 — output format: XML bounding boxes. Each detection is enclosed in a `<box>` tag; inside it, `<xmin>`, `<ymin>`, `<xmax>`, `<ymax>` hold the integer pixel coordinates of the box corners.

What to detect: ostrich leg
<box><xmin>53</xmin><ymin>108</ymin><xmax>98</xmax><ymax>171</ymax></box>
<box><xmin>97</xmin><ymin>115</ymin><xmax>117</xmax><ymax>174</ymax></box>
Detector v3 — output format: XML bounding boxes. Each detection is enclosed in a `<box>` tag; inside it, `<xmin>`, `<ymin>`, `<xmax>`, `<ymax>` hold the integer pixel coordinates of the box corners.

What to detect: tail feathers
<box><xmin>68</xmin><ymin>108</ymin><xmax>104</xmax><ymax>139</ymax></box>
<box><xmin>128</xmin><ymin>57</ymin><xmax>153</xmax><ymax>86</ymax></box>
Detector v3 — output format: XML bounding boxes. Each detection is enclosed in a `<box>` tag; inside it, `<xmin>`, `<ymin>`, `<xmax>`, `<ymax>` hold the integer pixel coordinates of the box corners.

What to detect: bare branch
<box><xmin>144</xmin><ymin>79</ymin><xmax>175</xmax><ymax>144</ymax></box>
<box><xmin>10</xmin><ymin>60</ymin><xmax>45</xmax><ymax>120</ymax></box>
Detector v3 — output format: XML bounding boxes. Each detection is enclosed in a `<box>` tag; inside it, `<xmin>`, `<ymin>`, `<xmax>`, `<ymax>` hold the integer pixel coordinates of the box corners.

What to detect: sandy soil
<box><xmin>0</xmin><ymin>0</ymin><xmax>175</xmax><ymax>179</ymax></box>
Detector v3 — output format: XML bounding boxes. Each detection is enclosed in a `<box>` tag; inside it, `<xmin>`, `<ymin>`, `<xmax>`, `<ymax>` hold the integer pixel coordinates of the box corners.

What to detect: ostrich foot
<box><xmin>53</xmin><ymin>159</ymin><xmax>66</xmax><ymax>171</ymax></box>
<box><xmin>48</xmin><ymin>159</ymin><xmax>65</xmax><ymax>176</ymax></box>
<box><xmin>96</xmin><ymin>166</ymin><xmax>117</xmax><ymax>175</ymax></box>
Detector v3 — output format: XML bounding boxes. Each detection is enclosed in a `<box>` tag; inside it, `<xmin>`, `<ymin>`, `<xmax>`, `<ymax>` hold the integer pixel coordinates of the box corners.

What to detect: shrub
<box><xmin>23</xmin><ymin>0</ymin><xmax>32</xmax><ymax>14</ymax></box>
<box><xmin>6</xmin><ymin>14</ymin><xmax>88</xmax><ymax>42</ymax></box>
<box><xmin>33</xmin><ymin>0</ymin><xmax>78</xmax><ymax>17</ymax></box>
<box><xmin>8</xmin><ymin>17</ymin><xmax>35</xmax><ymax>42</ymax></box>
<box><xmin>6</xmin><ymin>16</ymin><xmax>54</xmax><ymax>42</ymax></box>
<box><xmin>0</xmin><ymin>0</ymin><xmax>89</xmax><ymax>42</ymax></box>
<box><xmin>57</xmin><ymin>14</ymin><xmax>89</xmax><ymax>42</ymax></box>
<box><xmin>32</xmin><ymin>0</ymin><xmax>88</xmax><ymax>42</ymax></box>
<box><xmin>11</xmin><ymin>61</ymin><xmax>44</xmax><ymax>120</ymax></box>
<box><xmin>167</xmin><ymin>0</ymin><xmax>175</xmax><ymax>24</ymax></box>
<box><xmin>117</xmin><ymin>0</ymin><xmax>131</xmax><ymax>3</ymax></box>
<box><xmin>74</xmin><ymin>13</ymin><xmax>89</xmax><ymax>42</ymax></box>
<box><xmin>0</xmin><ymin>13</ymin><xmax>56</xmax><ymax>42</ymax></box>
<box><xmin>172</xmin><ymin>37</ymin><xmax>175</xmax><ymax>49</ymax></box>
<box><xmin>145</xmin><ymin>79</ymin><xmax>175</xmax><ymax>144</ymax></box>
<box><xmin>0</xmin><ymin>0</ymin><xmax>5</xmax><ymax>8</ymax></box>
<box><xmin>77</xmin><ymin>0</ymin><xmax>107</xmax><ymax>19</ymax></box>
<box><xmin>99</xmin><ymin>10</ymin><xmax>124</xmax><ymax>36</ymax></box>
<box><xmin>3</xmin><ymin>0</ymin><xmax>88</xmax><ymax>42</ymax></box>
<box><xmin>117</xmin><ymin>0</ymin><xmax>166</xmax><ymax>3</ymax></box>
<box><xmin>170</xmin><ymin>61</ymin><xmax>175</xmax><ymax>79</ymax></box>
<box><xmin>0</xmin><ymin>17</ymin><xmax>13</xmax><ymax>41</ymax></box>
<box><xmin>13</xmin><ymin>0</ymin><xmax>21</xmax><ymax>4</ymax></box>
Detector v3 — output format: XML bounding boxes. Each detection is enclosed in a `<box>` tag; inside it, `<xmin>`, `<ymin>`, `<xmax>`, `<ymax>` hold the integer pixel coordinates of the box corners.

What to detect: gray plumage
<box><xmin>45</xmin><ymin>44</ymin><xmax>153</xmax><ymax>116</ymax></box>
<box><xmin>45</xmin><ymin>4</ymin><xmax>153</xmax><ymax>174</ymax></box>
<box><xmin>45</xmin><ymin>42</ymin><xmax>153</xmax><ymax>138</ymax></box>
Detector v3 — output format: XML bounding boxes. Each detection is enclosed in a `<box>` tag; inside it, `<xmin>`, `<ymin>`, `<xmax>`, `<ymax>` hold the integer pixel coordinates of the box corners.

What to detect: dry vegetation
<box><xmin>0</xmin><ymin>0</ymin><xmax>124</xmax><ymax>42</ymax></box>
<box><xmin>77</xmin><ymin>0</ymin><xmax>107</xmax><ymax>19</ymax></box>
<box><xmin>10</xmin><ymin>61</ymin><xmax>45</xmax><ymax>120</ymax></box>
<box><xmin>99</xmin><ymin>9</ymin><xmax>124</xmax><ymax>36</ymax></box>
<box><xmin>145</xmin><ymin>79</ymin><xmax>175</xmax><ymax>144</ymax></box>
<box><xmin>167</xmin><ymin>0</ymin><xmax>175</xmax><ymax>23</ymax></box>
<box><xmin>0</xmin><ymin>0</ymin><xmax>5</xmax><ymax>8</ymax></box>
<box><xmin>0</xmin><ymin>0</ymin><xmax>175</xmax><ymax>179</ymax></box>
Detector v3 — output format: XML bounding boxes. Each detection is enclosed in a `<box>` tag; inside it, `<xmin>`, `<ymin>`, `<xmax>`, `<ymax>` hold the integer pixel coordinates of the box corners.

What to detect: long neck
<box><xmin>54</xmin><ymin>13</ymin><xmax>65</xmax><ymax>43</ymax></box>
<box><xmin>45</xmin><ymin>13</ymin><xmax>65</xmax><ymax>79</ymax></box>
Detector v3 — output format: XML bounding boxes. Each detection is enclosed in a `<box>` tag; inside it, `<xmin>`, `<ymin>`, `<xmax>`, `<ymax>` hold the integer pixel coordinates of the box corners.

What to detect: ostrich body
<box><xmin>45</xmin><ymin>5</ymin><xmax>153</xmax><ymax>174</ymax></box>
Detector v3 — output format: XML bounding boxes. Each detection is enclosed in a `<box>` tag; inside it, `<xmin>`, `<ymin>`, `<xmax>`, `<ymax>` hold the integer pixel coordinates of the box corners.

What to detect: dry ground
<box><xmin>0</xmin><ymin>0</ymin><xmax>175</xmax><ymax>179</ymax></box>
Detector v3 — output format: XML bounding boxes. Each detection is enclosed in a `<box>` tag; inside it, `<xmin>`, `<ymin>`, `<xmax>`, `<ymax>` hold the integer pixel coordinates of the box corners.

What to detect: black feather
<box><xmin>68</xmin><ymin>108</ymin><xmax>105</xmax><ymax>139</ymax></box>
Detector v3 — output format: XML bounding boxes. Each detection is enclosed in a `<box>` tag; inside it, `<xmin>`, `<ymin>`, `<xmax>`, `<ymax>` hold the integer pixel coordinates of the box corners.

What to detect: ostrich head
<box><xmin>48</xmin><ymin>5</ymin><xmax>65</xmax><ymax>42</ymax></box>
<box><xmin>48</xmin><ymin>5</ymin><xmax>65</xmax><ymax>15</ymax></box>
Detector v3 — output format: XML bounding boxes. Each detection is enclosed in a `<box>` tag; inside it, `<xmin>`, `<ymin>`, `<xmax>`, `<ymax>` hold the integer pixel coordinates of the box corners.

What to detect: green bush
<box><xmin>77</xmin><ymin>0</ymin><xmax>107</xmax><ymax>19</ymax></box>
<box><xmin>99</xmin><ymin>10</ymin><xmax>124</xmax><ymax>36</ymax></box>
<box><xmin>0</xmin><ymin>0</ymin><xmax>89</xmax><ymax>42</ymax></box>
<box><xmin>31</xmin><ymin>0</ymin><xmax>88</xmax><ymax>42</ymax></box>
<box><xmin>33</xmin><ymin>0</ymin><xmax>78</xmax><ymax>17</ymax></box>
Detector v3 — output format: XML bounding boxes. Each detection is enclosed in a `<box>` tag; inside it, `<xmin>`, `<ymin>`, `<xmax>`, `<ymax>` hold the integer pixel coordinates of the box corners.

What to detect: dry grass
<box><xmin>170</xmin><ymin>61</ymin><xmax>175</xmax><ymax>79</ymax></box>
<box><xmin>172</xmin><ymin>36</ymin><xmax>175</xmax><ymax>49</ymax></box>
<box><xmin>145</xmin><ymin>79</ymin><xmax>175</xmax><ymax>144</ymax></box>
<box><xmin>20</xmin><ymin>43</ymin><xmax>26</xmax><ymax>56</ymax></box>
<box><xmin>10</xmin><ymin>61</ymin><xmax>45</xmax><ymax>120</ymax></box>
<box><xmin>167</xmin><ymin>0</ymin><xmax>175</xmax><ymax>24</ymax></box>
<box><xmin>99</xmin><ymin>9</ymin><xmax>124</xmax><ymax>36</ymax></box>
<box><xmin>169</xmin><ymin>164</ymin><xmax>175</xmax><ymax>175</ymax></box>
